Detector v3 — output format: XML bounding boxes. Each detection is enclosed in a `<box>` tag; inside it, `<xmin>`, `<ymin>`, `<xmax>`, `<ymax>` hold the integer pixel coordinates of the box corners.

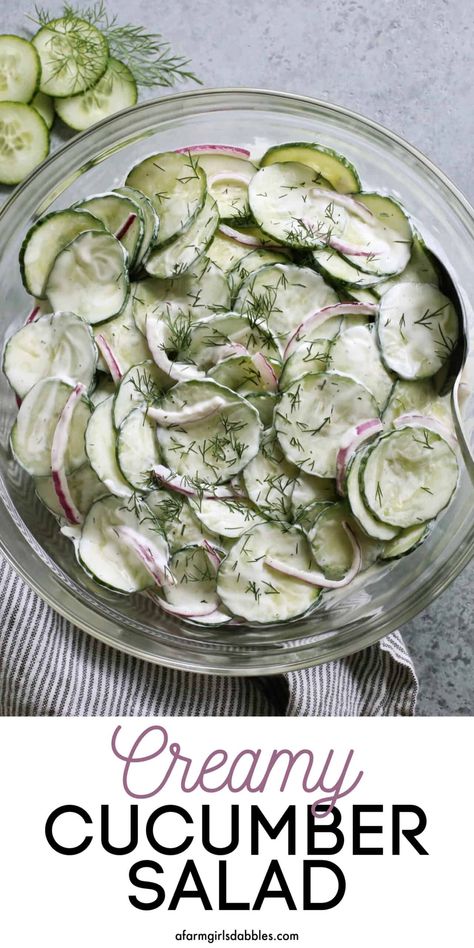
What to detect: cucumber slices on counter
<box><xmin>3</xmin><ymin>139</ymin><xmax>462</xmax><ymax>624</ymax></box>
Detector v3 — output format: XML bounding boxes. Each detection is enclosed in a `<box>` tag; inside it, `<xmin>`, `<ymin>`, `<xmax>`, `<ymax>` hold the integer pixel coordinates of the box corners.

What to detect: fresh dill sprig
<box><xmin>30</xmin><ymin>2</ymin><xmax>201</xmax><ymax>88</ymax></box>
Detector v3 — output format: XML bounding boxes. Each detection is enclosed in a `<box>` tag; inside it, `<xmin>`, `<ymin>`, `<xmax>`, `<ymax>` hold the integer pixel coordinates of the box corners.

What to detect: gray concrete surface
<box><xmin>1</xmin><ymin>0</ymin><xmax>472</xmax><ymax>712</ymax></box>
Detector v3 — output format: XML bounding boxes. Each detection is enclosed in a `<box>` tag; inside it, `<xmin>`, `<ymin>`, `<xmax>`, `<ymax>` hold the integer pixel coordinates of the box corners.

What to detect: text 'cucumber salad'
<box><xmin>3</xmin><ymin>140</ymin><xmax>461</xmax><ymax>625</ymax></box>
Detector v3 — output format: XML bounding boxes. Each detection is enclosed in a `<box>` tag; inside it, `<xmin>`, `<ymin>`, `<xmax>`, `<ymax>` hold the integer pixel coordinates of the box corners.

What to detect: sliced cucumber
<box><xmin>54</xmin><ymin>58</ymin><xmax>137</xmax><ymax>131</ymax></box>
<box><xmin>31</xmin><ymin>91</ymin><xmax>54</xmax><ymax>129</ymax></box>
<box><xmin>244</xmin><ymin>391</ymin><xmax>278</xmax><ymax>429</ymax></box>
<box><xmin>328</xmin><ymin>324</ymin><xmax>393</xmax><ymax>411</ymax></box>
<box><xmin>377</xmin><ymin>282</ymin><xmax>458</xmax><ymax>379</ymax></box>
<box><xmin>132</xmin><ymin>256</ymin><xmax>230</xmax><ymax>335</ymax></box>
<box><xmin>381</xmin><ymin>523</ymin><xmax>430</xmax><ymax>560</ymax></box>
<box><xmin>93</xmin><ymin>295</ymin><xmax>151</xmax><ymax>376</ymax></box>
<box><xmin>75</xmin><ymin>191</ymin><xmax>144</xmax><ymax>268</ymax></box>
<box><xmin>190</xmin><ymin>496</ymin><xmax>262</xmax><ymax>539</ymax></box>
<box><xmin>191</xmin><ymin>150</ymin><xmax>257</xmax><ymax>221</ymax></box>
<box><xmin>206</xmin><ymin>230</ymin><xmax>256</xmax><ymax>272</ymax></box>
<box><xmin>275</xmin><ymin>371</ymin><xmax>378</xmax><ymax>477</ymax></box>
<box><xmin>145</xmin><ymin>194</ymin><xmax>219</xmax><ymax>279</ymax></box>
<box><xmin>0</xmin><ymin>36</ymin><xmax>40</xmax><ymax>103</ymax></box>
<box><xmin>342</xmin><ymin>193</ymin><xmax>412</xmax><ymax>277</ymax></box>
<box><xmin>78</xmin><ymin>494</ymin><xmax>166</xmax><ymax>594</ymax></box>
<box><xmin>90</xmin><ymin>376</ymin><xmax>116</xmax><ymax>406</ymax></box>
<box><xmin>382</xmin><ymin>378</ymin><xmax>454</xmax><ymax>431</ymax></box>
<box><xmin>228</xmin><ymin>248</ymin><xmax>290</xmax><ymax>300</ymax></box>
<box><xmin>242</xmin><ymin>432</ymin><xmax>297</xmax><ymax>521</ymax></box>
<box><xmin>308</xmin><ymin>502</ymin><xmax>381</xmax><ymax>578</ymax></box>
<box><xmin>361</xmin><ymin>426</ymin><xmax>458</xmax><ymax>528</ymax></box>
<box><xmin>117</xmin><ymin>407</ymin><xmax>160</xmax><ymax>491</ymax></box>
<box><xmin>46</xmin><ymin>230</ymin><xmax>129</xmax><ymax>325</ymax></box>
<box><xmin>260</xmin><ymin>142</ymin><xmax>360</xmax><ymax>193</ymax></box>
<box><xmin>217</xmin><ymin>522</ymin><xmax>319</xmax><ymax>623</ymax></box>
<box><xmin>279</xmin><ymin>337</ymin><xmax>331</xmax><ymax>390</ymax></box>
<box><xmin>208</xmin><ymin>353</ymin><xmax>279</xmax><ymax>394</ymax></box>
<box><xmin>155</xmin><ymin>379</ymin><xmax>262</xmax><ymax>487</ymax></box>
<box><xmin>312</xmin><ymin>247</ymin><xmax>386</xmax><ymax>289</ymax></box>
<box><xmin>125</xmin><ymin>151</ymin><xmax>206</xmax><ymax>246</ymax></box>
<box><xmin>11</xmin><ymin>377</ymin><xmax>91</xmax><ymax>476</ymax></box>
<box><xmin>158</xmin><ymin>543</ymin><xmax>221</xmax><ymax>614</ymax></box>
<box><xmin>291</xmin><ymin>472</ymin><xmax>337</xmax><ymax>529</ymax></box>
<box><xmin>113</xmin><ymin>361</ymin><xmax>169</xmax><ymax>428</ymax></box>
<box><xmin>85</xmin><ymin>395</ymin><xmax>132</xmax><ymax>498</ymax></box>
<box><xmin>147</xmin><ymin>490</ymin><xmax>214</xmax><ymax>553</ymax></box>
<box><xmin>345</xmin><ymin>449</ymin><xmax>399</xmax><ymax>541</ymax></box>
<box><xmin>234</xmin><ymin>263</ymin><xmax>338</xmax><ymax>353</ymax></box>
<box><xmin>115</xmin><ymin>186</ymin><xmax>159</xmax><ymax>269</ymax></box>
<box><xmin>32</xmin><ymin>17</ymin><xmax>108</xmax><ymax>97</ymax></box>
<box><xmin>0</xmin><ymin>102</ymin><xmax>49</xmax><ymax>185</ymax></box>
<box><xmin>20</xmin><ymin>209</ymin><xmax>105</xmax><ymax>299</ymax></box>
<box><xmin>249</xmin><ymin>162</ymin><xmax>347</xmax><ymax>248</ymax></box>
<box><xmin>187</xmin><ymin>313</ymin><xmax>279</xmax><ymax>368</ymax></box>
<box><xmin>35</xmin><ymin>463</ymin><xmax>105</xmax><ymax>520</ymax></box>
<box><xmin>374</xmin><ymin>235</ymin><xmax>439</xmax><ymax>298</ymax></box>
<box><xmin>3</xmin><ymin>311</ymin><xmax>97</xmax><ymax>399</ymax></box>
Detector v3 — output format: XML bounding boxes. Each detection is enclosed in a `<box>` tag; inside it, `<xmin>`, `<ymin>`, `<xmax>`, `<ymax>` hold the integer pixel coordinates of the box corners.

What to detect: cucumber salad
<box><xmin>3</xmin><ymin>140</ymin><xmax>461</xmax><ymax>625</ymax></box>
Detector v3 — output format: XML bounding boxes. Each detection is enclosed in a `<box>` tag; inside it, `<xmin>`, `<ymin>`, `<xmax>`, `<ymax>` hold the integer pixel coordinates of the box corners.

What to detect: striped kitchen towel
<box><xmin>0</xmin><ymin>554</ymin><xmax>417</xmax><ymax>716</ymax></box>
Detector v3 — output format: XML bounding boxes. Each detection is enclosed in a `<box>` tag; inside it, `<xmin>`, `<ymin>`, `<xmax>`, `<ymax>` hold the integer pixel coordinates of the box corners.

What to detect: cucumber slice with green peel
<box><xmin>85</xmin><ymin>395</ymin><xmax>132</xmax><ymax>498</ymax></box>
<box><xmin>3</xmin><ymin>311</ymin><xmax>97</xmax><ymax>399</ymax></box>
<box><xmin>260</xmin><ymin>142</ymin><xmax>360</xmax><ymax>194</ymax></box>
<box><xmin>20</xmin><ymin>209</ymin><xmax>105</xmax><ymax>299</ymax></box>
<box><xmin>242</xmin><ymin>433</ymin><xmax>298</xmax><ymax>522</ymax></box>
<box><xmin>46</xmin><ymin>230</ymin><xmax>129</xmax><ymax>325</ymax></box>
<box><xmin>145</xmin><ymin>194</ymin><xmax>219</xmax><ymax>279</ymax></box>
<box><xmin>228</xmin><ymin>248</ymin><xmax>290</xmax><ymax>300</ymax></box>
<box><xmin>244</xmin><ymin>391</ymin><xmax>278</xmax><ymax>429</ymax></box>
<box><xmin>377</xmin><ymin>282</ymin><xmax>458</xmax><ymax>379</ymax></box>
<box><xmin>188</xmin><ymin>150</ymin><xmax>257</xmax><ymax>222</ymax></box>
<box><xmin>249</xmin><ymin>162</ymin><xmax>348</xmax><ymax>248</ymax></box>
<box><xmin>206</xmin><ymin>230</ymin><xmax>259</xmax><ymax>272</ymax></box>
<box><xmin>155</xmin><ymin>379</ymin><xmax>262</xmax><ymax>487</ymax></box>
<box><xmin>93</xmin><ymin>295</ymin><xmax>151</xmax><ymax>376</ymax></box>
<box><xmin>290</xmin><ymin>472</ymin><xmax>337</xmax><ymax>528</ymax></box>
<box><xmin>347</xmin><ymin>286</ymin><xmax>380</xmax><ymax>305</ymax></box>
<box><xmin>31</xmin><ymin>91</ymin><xmax>54</xmax><ymax>129</ymax></box>
<box><xmin>341</xmin><ymin>193</ymin><xmax>412</xmax><ymax>277</ymax></box>
<box><xmin>328</xmin><ymin>325</ymin><xmax>394</xmax><ymax>411</ymax></box>
<box><xmin>0</xmin><ymin>102</ymin><xmax>49</xmax><ymax>185</ymax></box>
<box><xmin>158</xmin><ymin>544</ymin><xmax>221</xmax><ymax>615</ymax></box>
<box><xmin>279</xmin><ymin>337</ymin><xmax>331</xmax><ymax>390</ymax></box>
<box><xmin>186</xmin><ymin>312</ymin><xmax>280</xmax><ymax>369</ymax></box>
<box><xmin>147</xmin><ymin>490</ymin><xmax>215</xmax><ymax>554</ymax></box>
<box><xmin>217</xmin><ymin>522</ymin><xmax>320</xmax><ymax>623</ymax></box>
<box><xmin>312</xmin><ymin>247</ymin><xmax>386</xmax><ymax>289</ymax></box>
<box><xmin>0</xmin><ymin>36</ymin><xmax>41</xmax><ymax>103</ymax></box>
<box><xmin>35</xmin><ymin>463</ymin><xmax>106</xmax><ymax>520</ymax></box>
<box><xmin>90</xmin><ymin>376</ymin><xmax>115</xmax><ymax>406</ymax></box>
<box><xmin>345</xmin><ymin>449</ymin><xmax>399</xmax><ymax>541</ymax></box>
<box><xmin>113</xmin><ymin>360</ymin><xmax>169</xmax><ymax>428</ymax></box>
<box><xmin>307</xmin><ymin>502</ymin><xmax>381</xmax><ymax>579</ymax></box>
<box><xmin>190</xmin><ymin>496</ymin><xmax>262</xmax><ymax>539</ymax></box>
<box><xmin>78</xmin><ymin>494</ymin><xmax>167</xmax><ymax>594</ymax></box>
<box><xmin>115</xmin><ymin>186</ymin><xmax>159</xmax><ymax>269</ymax></box>
<box><xmin>374</xmin><ymin>236</ymin><xmax>439</xmax><ymax>299</ymax></box>
<box><xmin>75</xmin><ymin>191</ymin><xmax>144</xmax><ymax>268</ymax></box>
<box><xmin>125</xmin><ymin>151</ymin><xmax>206</xmax><ymax>246</ymax></box>
<box><xmin>208</xmin><ymin>353</ymin><xmax>279</xmax><ymax>394</ymax></box>
<box><xmin>275</xmin><ymin>371</ymin><xmax>379</xmax><ymax>478</ymax></box>
<box><xmin>11</xmin><ymin>377</ymin><xmax>91</xmax><ymax>476</ymax></box>
<box><xmin>132</xmin><ymin>256</ymin><xmax>230</xmax><ymax>335</ymax></box>
<box><xmin>382</xmin><ymin>378</ymin><xmax>454</xmax><ymax>431</ymax></box>
<box><xmin>116</xmin><ymin>407</ymin><xmax>161</xmax><ymax>491</ymax></box>
<box><xmin>54</xmin><ymin>58</ymin><xmax>137</xmax><ymax>130</ymax></box>
<box><xmin>381</xmin><ymin>523</ymin><xmax>430</xmax><ymax>560</ymax></box>
<box><xmin>234</xmin><ymin>263</ymin><xmax>338</xmax><ymax>354</ymax></box>
<box><xmin>32</xmin><ymin>17</ymin><xmax>109</xmax><ymax>97</ymax></box>
<box><xmin>361</xmin><ymin>426</ymin><xmax>459</xmax><ymax>528</ymax></box>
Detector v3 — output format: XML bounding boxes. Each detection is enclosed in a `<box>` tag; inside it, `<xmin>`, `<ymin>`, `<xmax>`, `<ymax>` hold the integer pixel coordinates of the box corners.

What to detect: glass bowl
<box><xmin>1</xmin><ymin>88</ymin><xmax>473</xmax><ymax>676</ymax></box>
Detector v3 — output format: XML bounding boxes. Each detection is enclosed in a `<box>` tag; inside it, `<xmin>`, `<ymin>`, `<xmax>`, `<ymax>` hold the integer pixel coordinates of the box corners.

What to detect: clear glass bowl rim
<box><xmin>0</xmin><ymin>86</ymin><xmax>473</xmax><ymax>677</ymax></box>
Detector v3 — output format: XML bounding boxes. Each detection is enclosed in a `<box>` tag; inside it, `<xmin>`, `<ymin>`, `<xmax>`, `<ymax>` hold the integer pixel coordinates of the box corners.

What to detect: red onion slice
<box><xmin>265</xmin><ymin>522</ymin><xmax>361</xmax><ymax>589</ymax></box>
<box><xmin>148</xmin><ymin>395</ymin><xmax>227</xmax><ymax>427</ymax></box>
<box><xmin>115</xmin><ymin>213</ymin><xmax>137</xmax><ymax>242</ymax></box>
<box><xmin>393</xmin><ymin>413</ymin><xmax>457</xmax><ymax>450</ymax></box>
<box><xmin>251</xmin><ymin>353</ymin><xmax>279</xmax><ymax>391</ymax></box>
<box><xmin>115</xmin><ymin>525</ymin><xmax>173</xmax><ymax>586</ymax></box>
<box><xmin>25</xmin><ymin>305</ymin><xmax>40</xmax><ymax>324</ymax></box>
<box><xmin>151</xmin><ymin>465</ymin><xmax>236</xmax><ymax>500</ymax></box>
<box><xmin>329</xmin><ymin>236</ymin><xmax>383</xmax><ymax>257</ymax></box>
<box><xmin>50</xmin><ymin>383</ymin><xmax>87</xmax><ymax>525</ymax></box>
<box><xmin>336</xmin><ymin>418</ymin><xmax>384</xmax><ymax>494</ymax></box>
<box><xmin>95</xmin><ymin>333</ymin><xmax>123</xmax><ymax>383</ymax></box>
<box><xmin>218</xmin><ymin>224</ymin><xmax>262</xmax><ymax>246</ymax></box>
<box><xmin>308</xmin><ymin>188</ymin><xmax>375</xmax><ymax>223</ymax></box>
<box><xmin>284</xmin><ymin>302</ymin><xmax>378</xmax><ymax>358</ymax></box>
<box><xmin>175</xmin><ymin>143</ymin><xmax>251</xmax><ymax>158</ymax></box>
<box><xmin>201</xmin><ymin>539</ymin><xmax>223</xmax><ymax>571</ymax></box>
